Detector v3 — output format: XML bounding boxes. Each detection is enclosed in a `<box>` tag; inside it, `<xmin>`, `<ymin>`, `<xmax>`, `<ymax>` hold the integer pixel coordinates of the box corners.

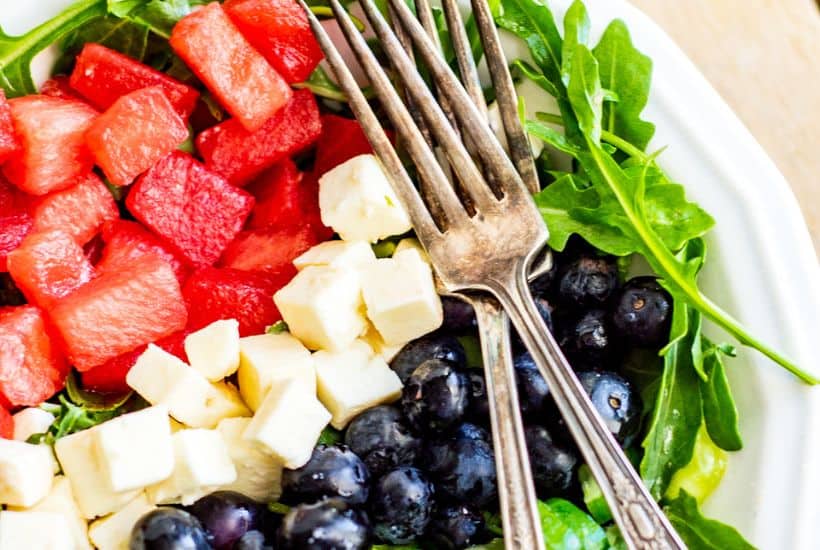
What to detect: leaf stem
<box><xmin>535</xmin><ymin>111</ymin><xmax>649</xmax><ymax>161</ymax></box>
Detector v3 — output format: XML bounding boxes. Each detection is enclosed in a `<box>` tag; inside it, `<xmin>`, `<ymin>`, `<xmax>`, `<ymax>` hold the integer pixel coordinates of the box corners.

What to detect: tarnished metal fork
<box><xmin>301</xmin><ymin>1</ymin><xmax>685</xmax><ymax>548</ymax></box>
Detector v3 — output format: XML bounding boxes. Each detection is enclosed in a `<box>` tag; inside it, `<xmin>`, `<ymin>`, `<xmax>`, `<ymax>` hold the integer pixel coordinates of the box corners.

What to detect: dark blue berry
<box><xmin>524</xmin><ymin>425</ymin><xmax>577</xmax><ymax>498</ymax></box>
<box><xmin>611</xmin><ymin>277</ymin><xmax>672</xmax><ymax>347</ymax></box>
<box><xmin>130</xmin><ymin>508</ymin><xmax>210</xmax><ymax>550</ymax></box>
<box><xmin>578</xmin><ymin>370</ymin><xmax>642</xmax><ymax>447</ymax></box>
<box><xmin>441</xmin><ymin>296</ymin><xmax>478</xmax><ymax>333</ymax></box>
<box><xmin>424</xmin><ymin>423</ymin><xmax>497</xmax><ymax>507</ymax></box>
<box><xmin>277</xmin><ymin>498</ymin><xmax>371</xmax><ymax>550</ymax></box>
<box><xmin>369</xmin><ymin>467</ymin><xmax>435</xmax><ymax>544</ymax></box>
<box><xmin>280</xmin><ymin>445</ymin><xmax>369</xmax><ymax>506</ymax></box>
<box><xmin>514</xmin><ymin>352</ymin><xmax>550</xmax><ymax>419</ymax></box>
<box><xmin>344</xmin><ymin>406</ymin><xmax>421</xmax><ymax>479</ymax></box>
<box><xmin>391</xmin><ymin>335</ymin><xmax>467</xmax><ymax>383</ymax></box>
<box><xmin>187</xmin><ymin>491</ymin><xmax>263</xmax><ymax>550</ymax></box>
<box><xmin>401</xmin><ymin>359</ymin><xmax>470</xmax><ymax>434</ymax></box>
<box><xmin>557</xmin><ymin>255</ymin><xmax>619</xmax><ymax>308</ymax></box>
<box><xmin>428</xmin><ymin>504</ymin><xmax>486</xmax><ymax>549</ymax></box>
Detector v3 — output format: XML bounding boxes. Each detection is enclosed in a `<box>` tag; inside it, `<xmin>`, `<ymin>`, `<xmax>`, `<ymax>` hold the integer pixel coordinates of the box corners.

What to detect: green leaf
<box><xmin>666</xmin><ymin>424</ymin><xmax>728</xmax><ymax>505</ymax></box>
<box><xmin>266</xmin><ymin>321</ymin><xmax>289</xmax><ymax>335</ymax></box>
<box><xmin>663</xmin><ymin>491</ymin><xmax>757</xmax><ymax>550</ymax></box>
<box><xmin>511</xmin><ymin>58</ymin><xmax>559</xmax><ymax>97</ymax></box>
<box><xmin>456</xmin><ymin>334</ymin><xmax>484</xmax><ymax>370</ymax></box>
<box><xmin>482</xmin><ymin>510</ymin><xmax>504</xmax><ymax>536</ymax></box>
<box><xmin>55</xmin><ymin>15</ymin><xmax>150</xmax><ymax>73</ymax></box>
<box><xmin>109</xmin><ymin>0</ymin><xmax>194</xmax><ymax>39</ymax></box>
<box><xmin>317</xmin><ymin>426</ymin><xmax>342</xmax><ymax>445</ymax></box>
<box><xmin>467</xmin><ymin>540</ymin><xmax>504</xmax><ymax>550</ymax></box>
<box><xmin>65</xmin><ymin>371</ymin><xmax>133</xmax><ymax>412</ymax></box>
<box><xmin>267</xmin><ymin>501</ymin><xmax>291</xmax><ymax>515</ymax></box>
<box><xmin>578</xmin><ymin>464</ymin><xmax>612</xmax><ymax>524</ymax></box>
<box><xmin>538</xmin><ymin>498</ymin><xmax>608</xmax><ymax>550</ymax></box>
<box><xmin>605</xmin><ymin>526</ymin><xmax>629</xmax><ymax>550</ymax></box>
<box><xmin>372</xmin><ymin>239</ymin><xmax>398</xmax><ymax>259</ymax></box>
<box><xmin>699</xmin><ymin>339</ymin><xmax>743</xmax><ymax>451</ymax></box>
<box><xmin>494</xmin><ymin>0</ymin><xmax>563</xmax><ymax>88</ymax></box>
<box><xmin>560</xmin><ymin>0</ymin><xmax>590</xmax><ymax>85</ymax></box>
<box><xmin>566</xmin><ymin>44</ymin><xmax>615</xmax><ymax>145</ymax></box>
<box><xmin>592</xmin><ymin>19</ymin><xmax>656</xmax><ymax>151</ymax></box>
<box><xmin>293</xmin><ymin>66</ymin><xmax>374</xmax><ymax>102</ymax></box>
<box><xmin>27</xmin><ymin>390</ymin><xmax>136</xmax><ymax>445</ymax></box>
<box><xmin>0</xmin><ymin>0</ymin><xmax>107</xmax><ymax>97</ymax></box>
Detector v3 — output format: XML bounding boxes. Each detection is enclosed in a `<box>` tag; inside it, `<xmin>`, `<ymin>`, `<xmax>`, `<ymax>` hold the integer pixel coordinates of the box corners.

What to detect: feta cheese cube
<box><xmin>184</xmin><ymin>319</ymin><xmax>241</xmax><ymax>381</ymax></box>
<box><xmin>237</xmin><ymin>333</ymin><xmax>315</xmax><ymax>411</ymax></box>
<box><xmin>0</xmin><ymin>511</ymin><xmax>72</xmax><ymax>550</ymax></box>
<box><xmin>361</xmin><ymin>253</ymin><xmax>443</xmax><ymax>345</ymax></box>
<box><xmin>88</xmin><ymin>493</ymin><xmax>155</xmax><ymax>550</ymax></box>
<box><xmin>293</xmin><ymin>240</ymin><xmax>376</xmax><ymax>271</ymax></box>
<box><xmin>319</xmin><ymin>154</ymin><xmax>412</xmax><ymax>242</ymax></box>
<box><xmin>12</xmin><ymin>407</ymin><xmax>55</xmax><ymax>442</ymax></box>
<box><xmin>0</xmin><ymin>439</ymin><xmax>54</xmax><ymax>507</ymax></box>
<box><xmin>243</xmin><ymin>380</ymin><xmax>331</xmax><ymax>469</ymax></box>
<box><xmin>274</xmin><ymin>265</ymin><xmax>367</xmax><ymax>351</ymax></box>
<box><xmin>127</xmin><ymin>344</ymin><xmax>251</xmax><ymax>428</ymax></box>
<box><xmin>10</xmin><ymin>476</ymin><xmax>91</xmax><ymax>550</ymax></box>
<box><xmin>362</xmin><ymin>323</ymin><xmax>407</xmax><ymax>362</ymax></box>
<box><xmin>147</xmin><ymin>429</ymin><xmax>236</xmax><ymax>505</ymax></box>
<box><xmin>314</xmin><ymin>341</ymin><xmax>403</xmax><ymax>429</ymax></box>
<box><xmin>393</xmin><ymin>238</ymin><xmax>430</xmax><ymax>265</ymax></box>
<box><xmin>217</xmin><ymin>418</ymin><xmax>283</xmax><ymax>502</ymax></box>
<box><xmin>94</xmin><ymin>405</ymin><xmax>174</xmax><ymax>492</ymax></box>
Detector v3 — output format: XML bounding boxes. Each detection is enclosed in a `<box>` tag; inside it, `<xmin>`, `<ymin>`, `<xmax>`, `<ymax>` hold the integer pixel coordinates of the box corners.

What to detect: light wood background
<box><xmin>630</xmin><ymin>0</ymin><xmax>820</xmax><ymax>253</ymax></box>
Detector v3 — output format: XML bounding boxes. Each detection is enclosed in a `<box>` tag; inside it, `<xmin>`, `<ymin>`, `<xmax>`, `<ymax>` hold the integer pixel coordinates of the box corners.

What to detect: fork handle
<box><xmin>462</xmin><ymin>294</ymin><xmax>544</xmax><ymax>549</ymax></box>
<box><xmin>492</xmin><ymin>267</ymin><xmax>686</xmax><ymax>550</ymax></box>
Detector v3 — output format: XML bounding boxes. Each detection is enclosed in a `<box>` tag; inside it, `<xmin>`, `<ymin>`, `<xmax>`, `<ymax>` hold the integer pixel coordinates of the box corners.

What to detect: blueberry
<box><xmin>441</xmin><ymin>296</ymin><xmax>478</xmax><ymax>333</ymax></box>
<box><xmin>466</xmin><ymin>372</ymin><xmax>490</xmax><ymax>424</ymax></box>
<box><xmin>401</xmin><ymin>359</ymin><xmax>470</xmax><ymax>434</ymax></box>
<box><xmin>611</xmin><ymin>277</ymin><xmax>672</xmax><ymax>347</ymax></box>
<box><xmin>558</xmin><ymin>309</ymin><xmax>613</xmax><ymax>367</ymax></box>
<box><xmin>277</xmin><ymin>498</ymin><xmax>371</xmax><ymax>550</ymax></box>
<box><xmin>514</xmin><ymin>352</ymin><xmax>550</xmax><ymax>419</ymax></box>
<box><xmin>235</xmin><ymin>530</ymin><xmax>272</xmax><ymax>550</ymax></box>
<box><xmin>556</xmin><ymin>255</ymin><xmax>619</xmax><ymax>308</ymax></box>
<box><xmin>578</xmin><ymin>370</ymin><xmax>642</xmax><ymax>447</ymax></box>
<box><xmin>528</xmin><ymin>256</ymin><xmax>558</xmax><ymax>299</ymax></box>
<box><xmin>524</xmin><ymin>425</ymin><xmax>577</xmax><ymax>498</ymax></box>
<box><xmin>130</xmin><ymin>508</ymin><xmax>211</xmax><ymax>550</ymax></box>
<box><xmin>369</xmin><ymin>467</ymin><xmax>435</xmax><ymax>544</ymax></box>
<box><xmin>424</xmin><ymin>423</ymin><xmax>497</xmax><ymax>507</ymax></box>
<box><xmin>281</xmin><ymin>445</ymin><xmax>369</xmax><ymax>506</ymax></box>
<box><xmin>344</xmin><ymin>406</ymin><xmax>421</xmax><ymax>479</ymax></box>
<box><xmin>187</xmin><ymin>491</ymin><xmax>263</xmax><ymax>550</ymax></box>
<box><xmin>391</xmin><ymin>334</ymin><xmax>467</xmax><ymax>383</ymax></box>
<box><xmin>428</xmin><ymin>505</ymin><xmax>486</xmax><ymax>549</ymax></box>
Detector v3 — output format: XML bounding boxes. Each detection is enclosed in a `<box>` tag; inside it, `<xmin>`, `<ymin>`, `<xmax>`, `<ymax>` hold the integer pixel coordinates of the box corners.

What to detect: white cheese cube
<box><xmin>361</xmin><ymin>323</ymin><xmax>407</xmax><ymax>362</ymax></box>
<box><xmin>238</xmin><ymin>333</ymin><xmax>316</xmax><ymax>411</ymax></box>
<box><xmin>0</xmin><ymin>439</ymin><xmax>54</xmax><ymax>507</ymax></box>
<box><xmin>94</xmin><ymin>405</ymin><xmax>174</xmax><ymax>493</ymax></box>
<box><xmin>12</xmin><ymin>407</ymin><xmax>55</xmax><ymax>442</ymax></box>
<box><xmin>314</xmin><ymin>341</ymin><xmax>403</xmax><ymax>429</ymax></box>
<box><xmin>217</xmin><ymin>418</ymin><xmax>283</xmax><ymax>502</ymax></box>
<box><xmin>184</xmin><ymin>319</ymin><xmax>241</xmax><ymax>381</ymax></box>
<box><xmin>274</xmin><ymin>265</ymin><xmax>367</xmax><ymax>351</ymax></box>
<box><xmin>293</xmin><ymin>240</ymin><xmax>376</xmax><ymax>271</ymax></box>
<box><xmin>88</xmin><ymin>493</ymin><xmax>154</xmax><ymax>550</ymax></box>
<box><xmin>319</xmin><ymin>154</ymin><xmax>412</xmax><ymax>242</ymax></box>
<box><xmin>361</xmin><ymin>253</ymin><xmax>443</xmax><ymax>345</ymax></box>
<box><xmin>0</xmin><ymin>511</ymin><xmax>72</xmax><ymax>550</ymax></box>
<box><xmin>148</xmin><ymin>429</ymin><xmax>236</xmax><ymax>505</ymax></box>
<box><xmin>393</xmin><ymin>238</ymin><xmax>431</xmax><ymax>265</ymax></box>
<box><xmin>10</xmin><ymin>476</ymin><xmax>91</xmax><ymax>550</ymax></box>
<box><xmin>54</xmin><ymin>428</ymin><xmax>140</xmax><ymax>519</ymax></box>
<box><xmin>243</xmin><ymin>380</ymin><xmax>331</xmax><ymax>469</ymax></box>
<box><xmin>127</xmin><ymin>344</ymin><xmax>251</xmax><ymax>428</ymax></box>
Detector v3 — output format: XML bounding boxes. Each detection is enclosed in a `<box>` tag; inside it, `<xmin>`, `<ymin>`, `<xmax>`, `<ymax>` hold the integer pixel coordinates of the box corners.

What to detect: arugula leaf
<box><xmin>28</xmin><ymin>394</ymin><xmax>126</xmax><ymax>445</ymax></box>
<box><xmin>65</xmin><ymin>370</ymin><xmax>133</xmax><ymax>412</ymax></box>
<box><xmin>699</xmin><ymin>339</ymin><xmax>743</xmax><ymax>451</ymax></box>
<box><xmin>0</xmin><ymin>0</ymin><xmax>107</xmax><ymax>97</ymax></box>
<box><xmin>537</xmin><ymin>498</ymin><xmax>608</xmax><ymax>550</ymax></box>
<box><xmin>591</xmin><ymin>19</ymin><xmax>655</xmax><ymax>151</ymax></box>
<box><xmin>318</xmin><ymin>426</ymin><xmax>343</xmax><ymax>445</ymax></box>
<box><xmin>560</xmin><ymin>0</ymin><xmax>590</xmax><ymax>85</ymax></box>
<box><xmin>266</xmin><ymin>320</ymin><xmax>289</xmax><ymax>335</ymax></box>
<box><xmin>663</xmin><ymin>491</ymin><xmax>756</xmax><ymax>550</ymax></box>
<box><xmin>294</xmin><ymin>66</ymin><xmax>375</xmax><ymax>103</ymax></box>
<box><xmin>267</xmin><ymin>501</ymin><xmax>291</xmax><ymax>515</ymax></box>
<box><xmin>666</xmin><ymin>425</ymin><xmax>728</xmax><ymax>505</ymax></box>
<box><xmin>55</xmin><ymin>15</ymin><xmax>150</xmax><ymax>74</ymax></box>
<box><xmin>108</xmin><ymin>0</ymin><xmax>194</xmax><ymax>38</ymax></box>
<box><xmin>578</xmin><ymin>463</ymin><xmax>612</xmax><ymax>524</ymax></box>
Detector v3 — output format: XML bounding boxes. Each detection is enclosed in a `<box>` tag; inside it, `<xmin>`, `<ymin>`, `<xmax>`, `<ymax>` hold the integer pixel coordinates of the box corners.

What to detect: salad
<box><xmin>0</xmin><ymin>0</ymin><xmax>810</xmax><ymax>548</ymax></box>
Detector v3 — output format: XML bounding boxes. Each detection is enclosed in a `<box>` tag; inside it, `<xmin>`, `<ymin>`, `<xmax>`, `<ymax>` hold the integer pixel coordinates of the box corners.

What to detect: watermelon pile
<box><xmin>0</xmin><ymin>0</ymin><xmax>375</xmax><ymax>406</ymax></box>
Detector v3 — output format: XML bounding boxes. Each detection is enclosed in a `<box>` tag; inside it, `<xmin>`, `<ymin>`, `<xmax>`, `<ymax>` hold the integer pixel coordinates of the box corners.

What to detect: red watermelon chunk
<box><xmin>0</xmin><ymin>177</ymin><xmax>33</xmax><ymax>272</ymax></box>
<box><xmin>69</xmin><ymin>43</ymin><xmax>199</xmax><ymax>118</ymax></box>
<box><xmin>170</xmin><ymin>3</ymin><xmax>292</xmax><ymax>132</ymax></box>
<box><xmin>314</xmin><ymin>114</ymin><xmax>376</xmax><ymax>176</ymax></box>
<box><xmin>0</xmin><ymin>407</ymin><xmax>12</xmax><ymax>439</ymax></box>
<box><xmin>220</xmin><ymin>225</ymin><xmax>318</xmax><ymax>274</ymax></box>
<box><xmin>2</xmin><ymin>95</ymin><xmax>97</xmax><ymax>195</ymax></box>
<box><xmin>7</xmin><ymin>230</ymin><xmax>95</xmax><ymax>309</ymax></box>
<box><xmin>31</xmin><ymin>173</ymin><xmax>118</xmax><ymax>245</ymax></box>
<box><xmin>0</xmin><ymin>90</ymin><xmax>20</xmax><ymax>163</ymax></box>
<box><xmin>183</xmin><ymin>267</ymin><xmax>292</xmax><ymax>336</ymax></box>
<box><xmin>246</xmin><ymin>159</ymin><xmax>303</xmax><ymax>229</ymax></box>
<box><xmin>50</xmin><ymin>253</ymin><xmax>187</xmax><ymax>371</ymax></box>
<box><xmin>196</xmin><ymin>89</ymin><xmax>321</xmax><ymax>186</ymax></box>
<box><xmin>126</xmin><ymin>151</ymin><xmax>255</xmax><ymax>268</ymax></box>
<box><xmin>98</xmin><ymin>220</ymin><xmax>192</xmax><ymax>284</ymax></box>
<box><xmin>224</xmin><ymin>0</ymin><xmax>323</xmax><ymax>83</ymax></box>
<box><xmin>0</xmin><ymin>305</ymin><xmax>68</xmax><ymax>407</ymax></box>
<box><xmin>40</xmin><ymin>76</ymin><xmax>82</xmax><ymax>101</ymax></box>
<box><xmin>86</xmin><ymin>86</ymin><xmax>189</xmax><ymax>187</ymax></box>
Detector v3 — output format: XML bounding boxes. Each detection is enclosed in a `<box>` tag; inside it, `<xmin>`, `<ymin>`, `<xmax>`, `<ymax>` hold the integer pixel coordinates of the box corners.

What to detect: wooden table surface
<box><xmin>630</xmin><ymin>0</ymin><xmax>820</xmax><ymax>253</ymax></box>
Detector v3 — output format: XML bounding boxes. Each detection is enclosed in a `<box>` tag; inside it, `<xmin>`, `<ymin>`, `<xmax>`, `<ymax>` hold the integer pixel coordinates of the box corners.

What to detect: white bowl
<box><xmin>4</xmin><ymin>1</ymin><xmax>819</xmax><ymax>548</ymax></box>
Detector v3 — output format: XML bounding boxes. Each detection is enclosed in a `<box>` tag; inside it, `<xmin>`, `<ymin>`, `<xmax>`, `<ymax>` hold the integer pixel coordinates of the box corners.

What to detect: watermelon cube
<box><xmin>246</xmin><ymin>159</ymin><xmax>303</xmax><ymax>229</ymax></box>
<box><xmin>0</xmin><ymin>177</ymin><xmax>33</xmax><ymax>272</ymax></box>
<box><xmin>7</xmin><ymin>230</ymin><xmax>95</xmax><ymax>309</ymax></box>
<box><xmin>170</xmin><ymin>3</ymin><xmax>292</xmax><ymax>132</ymax></box>
<box><xmin>220</xmin><ymin>225</ymin><xmax>319</xmax><ymax>274</ymax></box>
<box><xmin>2</xmin><ymin>95</ymin><xmax>97</xmax><ymax>195</ymax></box>
<box><xmin>0</xmin><ymin>305</ymin><xmax>68</xmax><ymax>407</ymax></box>
<box><xmin>86</xmin><ymin>86</ymin><xmax>189</xmax><ymax>187</ymax></box>
<box><xmin>0</xmin><ymin>90</ymin><xmax>20</xmax><ymax>163</ymax></box>
<box><xmin>97</xmin><ymin>220</ymin><xmax>192</xmax><ymax>284</ymax></box>
<box><xmin>314</xmin><ymin>114</ymin><xmax>376</xmax><ymax>176</ymax></box>
<box><xmin>126</xmin><ymin>151</ymin><xmax>255</xmax><ymax>267</ymax></box>
<box><xmin>196</xmin><ymin>89</ymin><xmax>321</xmax><ymax>186</ymax></box>
<box><xmin>70</xmin><ymin>43</ymin><xmax>200</xmax><ymax>118</ymax></box>
<box><xmin>183</xmin><ymin>267</ymin><xmax>292</xmax><ymax>336</ymax></box>
<box><xmin>30</xmin><ymin>172</ymin><xmax>118</xmax><ymax>245</ymax></box>
<box><xmin>0</xmin><ymin>407</ymin><xmax>12</xmax><ymax>439</ymax></box>
<box><xmin>40</xmin><ymin>76</ymin><xmax>81</xmax><ymax>101</ymax></box>
<box><xmin>224</xmin><ymin>0</ymin><xmax>323</xmax><ymax>83</ymax></box>
<box><xmin>50</xmin><ymin>253</ymin><xmax>187</xmax><ymax>370</ymax></box>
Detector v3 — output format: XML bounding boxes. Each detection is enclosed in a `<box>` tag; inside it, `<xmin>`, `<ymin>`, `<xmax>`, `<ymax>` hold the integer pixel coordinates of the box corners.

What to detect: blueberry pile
<box><xmin>128</xmin><ymin>243</ymin><xmax>673</xmax><ymax>550</ymax></box>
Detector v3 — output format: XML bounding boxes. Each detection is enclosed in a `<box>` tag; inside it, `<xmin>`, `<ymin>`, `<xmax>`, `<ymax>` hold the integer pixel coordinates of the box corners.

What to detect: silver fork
<box><xmin>302</xmin><ymin>1</ymin><xmax>685</xmax><ymax>548</ymax></box>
